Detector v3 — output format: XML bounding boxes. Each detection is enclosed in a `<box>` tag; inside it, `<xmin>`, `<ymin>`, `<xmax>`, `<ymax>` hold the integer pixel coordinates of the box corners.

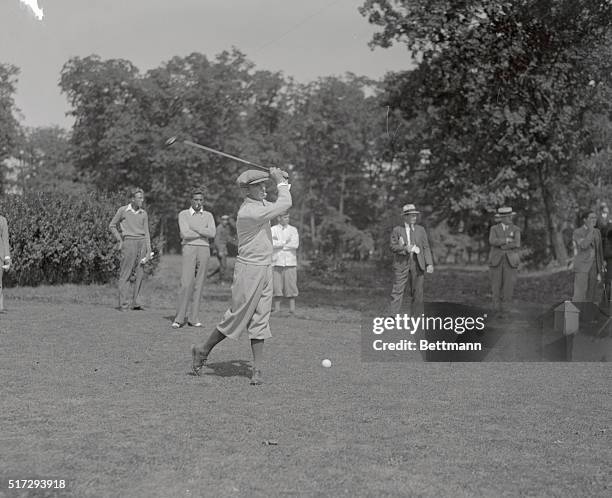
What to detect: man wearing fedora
<box><xmin>488</xmin><ymin>206</ymin><xmax>521</xmax><ymax>314</ymax></box>
<box><xmin>191</xmin><ymin>167</ymin><xmax>291</xmax><ymax>386</ymax></box>
<box><xmin>387</xmin><ymin>203</ymin><xmax>434</xmax><ymax>315</ymax></box>
<box><xmin>572</xmin><ymin>210</ymin><xmax>604</xmax><ymax>308</ymax></box>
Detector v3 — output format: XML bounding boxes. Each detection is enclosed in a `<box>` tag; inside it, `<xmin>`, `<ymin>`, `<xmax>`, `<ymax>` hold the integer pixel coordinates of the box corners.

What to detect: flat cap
<box><xmin>237</xmin><ymin>170</ymin><xmax>269</xmax><ymax>187</ymax></box>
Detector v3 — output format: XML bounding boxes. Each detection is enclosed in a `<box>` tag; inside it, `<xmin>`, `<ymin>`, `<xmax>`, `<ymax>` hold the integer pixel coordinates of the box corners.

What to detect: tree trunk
<box><xmin>310</xmin><ymin>211</ymin><xmax>316</xmax><ymax>254</ymax></box>
<box><xmin>298</xmin><ymin>196</ymin><xmax>305</xmax><ymax>261</ymax></box>
<box><xmin>539</xmin><ymin>171</ymin><xmax>568</xmax><ymax>266</ymax></box>
<box><xmin>339</xmin><ymin>166</ymin><xmax>346</xmax><ymax>216</ymax></box>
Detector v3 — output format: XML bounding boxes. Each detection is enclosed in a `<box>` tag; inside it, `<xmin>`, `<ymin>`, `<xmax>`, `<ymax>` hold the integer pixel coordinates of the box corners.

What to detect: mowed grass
<box><xmin>0</xmin><ymin>257</ymin><xmax>610</xmax><ymax>497</ymax></box>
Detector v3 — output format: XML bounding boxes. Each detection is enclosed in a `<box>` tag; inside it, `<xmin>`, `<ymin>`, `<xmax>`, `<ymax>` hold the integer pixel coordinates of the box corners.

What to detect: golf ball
<box><xmin>322</xmin><ymin>359</ymin><xmax>332</xmax><ymax>368</ymax></box>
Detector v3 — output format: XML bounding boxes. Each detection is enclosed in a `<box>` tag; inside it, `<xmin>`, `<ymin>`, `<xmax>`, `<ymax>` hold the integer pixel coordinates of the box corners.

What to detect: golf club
<box><xmin>165</xmin><ymin>136</ymin><xmax>269</xmax><ymax>172</ymax></box>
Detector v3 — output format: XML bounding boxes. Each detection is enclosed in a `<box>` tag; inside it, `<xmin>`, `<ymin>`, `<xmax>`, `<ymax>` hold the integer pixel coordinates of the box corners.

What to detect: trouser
<box><xmin>118</xmin><ymin>238</ymin><xmax>146</xmax><ymax>309</ymax></box>
<box><xmin>208</xmin><ymin>248</ymin><xmax>227</xmax><ymax>280</ymax></box>
<box><xmin>175</xmin><ymin>244</ymin><xmax>210</xmax><ymax>324</ymax></box>
<box><xmin>216</xmin><ymin>251</ymin><xmax>227</xmax><ymax>280</ymax></box>
<box><xmin>572</xmin><ymin>263</ymin><xmax>598</xmax><ymax>303</ymax></box>
<box><xmin>490</xmin><ymin>257</ymin><xmax>517</xmax><ymax>311</ymax></box>
<box><xmin>217</xmin><ymin>262</ymin><xmax>273</xmax><ymax>340</ymax></box>
<box><xmin>0</xmin><ymin>267</ymin><xmax>4</xmax><ymax>311</ymax></box>
<box><xmin>388</xmin><ymin>257</ymin><xmax>424</xmax><ymax>315</ymax></box>
<box><xmin>604</xmin><ymin>258</ymin><xmax>612</xmax><ymax>301</ymax></box>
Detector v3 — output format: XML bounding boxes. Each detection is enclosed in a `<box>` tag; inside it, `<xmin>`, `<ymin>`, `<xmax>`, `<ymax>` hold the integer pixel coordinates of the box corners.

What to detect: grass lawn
<box><xmin>0</xmin><ymin>257</ymin><xmax>610</xmax><ymax>497</ymax></box>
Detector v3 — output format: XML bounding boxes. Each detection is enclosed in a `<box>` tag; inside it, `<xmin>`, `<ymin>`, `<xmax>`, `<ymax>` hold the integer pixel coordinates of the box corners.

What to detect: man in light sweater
<box><xmin>272</xmin><ymin>211</ymin><xmax>299</xmax><ymax>314</ymax></box>
<box><xmin>191</xmin><ymin>167</ymin><xmax>291</xmax><ymax>385</ymax></box>
<box><xmin>172</xmin><ymin>188</ymin><xmax>216</xmax><ymax>328</ymax></box>
<box><xmin>109</xmin><ymin>188</ymin><xmax>152</xmax><ymax>311</ymax></box>
<box><xmin>0</xmin><ymin>214</ymin><xmax>11</xmax><ymax>313</ymax></box>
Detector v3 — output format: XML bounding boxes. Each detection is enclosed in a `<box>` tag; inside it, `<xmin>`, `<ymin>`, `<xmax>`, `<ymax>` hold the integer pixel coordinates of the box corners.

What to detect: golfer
<box><xmin>191</xmin><ymin>167</ymin><xmax>291</xmax><ymax>385</ymax></box>
<box><xmin>109</xmin><ymin>187</ymin><xmax>152</xmax><ymax>311</ymax></box>
<box><xmin>0</xmin><ymin>213</ymin><xmax>10</xmax><ymax>313</ymax></box>
<box><xmin>172</xmin><ymin>187</ymin><xmax>215</xmax><ymax>328</ymax></box>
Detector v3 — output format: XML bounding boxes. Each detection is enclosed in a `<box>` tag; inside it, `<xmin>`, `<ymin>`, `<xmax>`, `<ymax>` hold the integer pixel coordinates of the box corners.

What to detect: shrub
<box><xmin>0</xmin><ymin>191</ymin><xmax>161</xmax><ymax>287</ymax></box>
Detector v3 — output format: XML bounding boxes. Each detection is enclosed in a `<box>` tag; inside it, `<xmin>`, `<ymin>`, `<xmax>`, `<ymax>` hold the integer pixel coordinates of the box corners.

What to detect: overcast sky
<box><xmin>0</xmin><ymin>0</ymin><xmax>411</xmax><ymax>128</ymax></box>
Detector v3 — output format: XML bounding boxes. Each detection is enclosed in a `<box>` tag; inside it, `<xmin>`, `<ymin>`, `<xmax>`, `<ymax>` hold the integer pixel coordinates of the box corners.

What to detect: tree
<box><xmin>16</xmin><ymin>126</ymin><xmax>81</xmax><ymax>193</ymax></box>
<box><xmin>282</xmin><ymin>75</ymin><xmax>389</xmax><ymax>256</ymax></box>
<box><xmin>361</xmin><ymin>0</ymin><xmax>612</xmax><ymax>265</ymax></box>
<box><xmin>0</xmin><ymin>63</ymin><xmax>21</xmax><ymax>192</ymax></box>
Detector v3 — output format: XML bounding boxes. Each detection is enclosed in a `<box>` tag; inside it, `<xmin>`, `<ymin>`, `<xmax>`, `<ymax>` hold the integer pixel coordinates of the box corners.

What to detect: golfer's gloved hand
<box><xmin>269</xmin><ymin>167</ymin><xmax>286</xmax><ymax>184</ymax></box>
<box><xmin>426</xmin><ymin>265</ymin><xmax>434</xmax><ymax>274</ymax></box>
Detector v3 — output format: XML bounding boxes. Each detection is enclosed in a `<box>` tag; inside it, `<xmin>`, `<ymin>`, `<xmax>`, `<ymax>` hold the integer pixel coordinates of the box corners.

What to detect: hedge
<box><xmin>0</xmin><ymin>191</ymin><xmax>161</xmax><ymax>287</ymax></box>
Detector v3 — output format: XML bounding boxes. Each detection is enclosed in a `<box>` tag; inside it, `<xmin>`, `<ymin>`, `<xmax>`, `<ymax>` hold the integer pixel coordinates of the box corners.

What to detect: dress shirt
<box><xmin>272</xmin><ymin>224</ymin><xmax>299</xmax><ymax>266</ymax></box>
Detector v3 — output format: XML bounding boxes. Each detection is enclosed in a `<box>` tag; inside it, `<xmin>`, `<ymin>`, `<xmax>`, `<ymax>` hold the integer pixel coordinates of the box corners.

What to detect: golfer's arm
<box><xmin>258</xmin><ymin>186</ymin><xmax>292</xmax><ymax>221</ymax></box>
<box><xmin>109</xmin><ymin>208</ymin><xmax>124</xmax><ymax>242</ymax></box>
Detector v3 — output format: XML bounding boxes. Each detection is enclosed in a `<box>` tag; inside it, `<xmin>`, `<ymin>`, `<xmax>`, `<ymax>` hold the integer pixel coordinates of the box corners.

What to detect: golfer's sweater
<box><xmin>178</xmin><ymin>208</ymin><xmax>215</xmax><ymax>246</ymax></box>
<box><xmin>236</xmin><ymin>185</ymin><xmax>292</xmax><ymax>266</ymax></box>
<box><xmin>109</xmin><ymin>204</ymin><xmax>151</xmax><ymax>251</ymax></box>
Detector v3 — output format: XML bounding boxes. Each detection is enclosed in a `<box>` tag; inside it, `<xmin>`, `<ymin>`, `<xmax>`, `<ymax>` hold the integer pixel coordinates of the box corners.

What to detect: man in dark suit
<box><xmin>572</xmin><ymin>211</ymin><xmax>603</xmax><ymax>305</ymax></box>
<box><xmin>598</xmin><ymin>207</ymin><xmax>612</xmax><ymax>301</ymax></box>
<box><xmin>488</xmin><ymin>206</ymin><xmax>521</xmax><ymax>314</ymax></box>
<box><xmin>387</xmin><ymin>204</ymin><xmax>434</xmax><ymax>315</ymax></box>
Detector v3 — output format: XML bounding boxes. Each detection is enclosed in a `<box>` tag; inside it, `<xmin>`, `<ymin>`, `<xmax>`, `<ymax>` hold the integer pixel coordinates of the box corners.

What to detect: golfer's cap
<box><xmin>221</xmin><ymin>215</ymin><xmax>230</xmax><ymax>220</ymax></box>
<box><xmin>402</xmin><ymin>203</ymin><xmax>420</xmax><ymax>214</ymax></box>
<box><xmin>237</xmin><ymin>170</ymin><xmax>269</xmax><ymax>186</ymax></box>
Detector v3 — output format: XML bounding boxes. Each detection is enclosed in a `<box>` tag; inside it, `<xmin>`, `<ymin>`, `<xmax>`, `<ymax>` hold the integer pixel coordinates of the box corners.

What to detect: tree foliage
<box><xmin>0</xmin><ymin>191</ymin><xmax>161</xmax><ymax>287</ymax></box>
<box><xmin>0</xmin><ymin>63</ymin><xmax>21</xmax><ymax>191</ymax></box>
<box><xmin>361</xmin><ymin>0</ymin><xmax>612</xmax><ymax>263</ymax></box>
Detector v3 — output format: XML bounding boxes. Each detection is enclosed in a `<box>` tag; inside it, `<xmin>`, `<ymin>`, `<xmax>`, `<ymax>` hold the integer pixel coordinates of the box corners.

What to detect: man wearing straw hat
<box><xmin>191</xmin><ymin>167</ymin><xmax>291</xmax><ymax>386</ymax></box>
<box><xmin>387</xmin><ymin>203</ymin><xmax>434</xmax><ymax>315</ymax></box>
<box><xmin>488</xmin><ymin>206</ymin><xmax>521</xmax><ymax>314</ymax></box>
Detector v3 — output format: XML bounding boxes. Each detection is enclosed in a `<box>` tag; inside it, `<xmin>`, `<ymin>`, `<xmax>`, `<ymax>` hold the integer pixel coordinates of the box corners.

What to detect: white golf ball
<box><xmin>322</xmin><ymin>359</ymin><xmax>332</xmax><ymax>368</ymax></box>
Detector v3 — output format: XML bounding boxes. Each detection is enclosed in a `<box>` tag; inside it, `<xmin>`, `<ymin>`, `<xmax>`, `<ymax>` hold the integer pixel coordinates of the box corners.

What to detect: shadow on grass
<box><xmin>187</xmin><ymin>359</ymin><xmax>251</xmax><ymax>378</ymax></box>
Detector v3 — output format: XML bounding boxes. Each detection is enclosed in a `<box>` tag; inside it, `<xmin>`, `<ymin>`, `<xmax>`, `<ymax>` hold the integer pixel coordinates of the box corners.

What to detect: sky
<box><xmin>0</xmin><ymin>0</ymin><xmax>412</xmax><ymax>128</ymax></box>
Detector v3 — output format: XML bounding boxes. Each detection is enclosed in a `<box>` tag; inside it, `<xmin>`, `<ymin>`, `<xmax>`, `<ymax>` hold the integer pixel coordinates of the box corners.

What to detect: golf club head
<box><xmin>165</xmin><ymin>136</ymin><xmax>178</xmax><ymax>147</ymax></box>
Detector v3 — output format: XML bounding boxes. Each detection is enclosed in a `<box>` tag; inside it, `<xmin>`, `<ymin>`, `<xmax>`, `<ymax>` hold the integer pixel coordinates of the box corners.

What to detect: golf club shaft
<box><xmin>183</xmin><ymin>140</ymin><xmax>269</xmax><ymax>172</ymax></box>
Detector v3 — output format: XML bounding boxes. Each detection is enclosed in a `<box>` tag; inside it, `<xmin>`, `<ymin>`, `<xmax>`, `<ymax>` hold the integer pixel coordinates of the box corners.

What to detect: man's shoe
<box><xmin>191</xmin><ymin>345</ymin><xmax>207</xmax><ymax>376</ymax></box>
<box><xmin>132</xmin><ymin>305</ymin><xmax>144</xmax><ymax>311</ymax></box>
<box><xmin>250</xmin><ymin>368</ymin><xmax>263</xmax><ymax>386</ymax></box>
<box><xmin>171</xmin><ymin>321</ymin><xmax>183</xmax><ymax>329</ymax></box>
<box><xmin>188</xmin><ymin>322</ymin><xmax>203</xmax><ymax>327</ymax></box>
